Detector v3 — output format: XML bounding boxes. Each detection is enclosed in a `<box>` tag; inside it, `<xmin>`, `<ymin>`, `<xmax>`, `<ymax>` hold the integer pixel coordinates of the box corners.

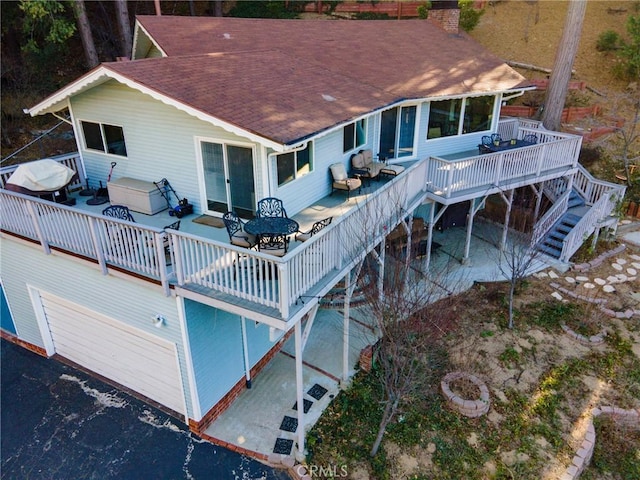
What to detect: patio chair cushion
<box><xmin>231</xmin><ymin>232</ymin><xmax>257</xmax><ymax>248</ymax></box>
<box><xmin>329</xmin><ymin>163</ymin><xmax>348</xmax><ymax>181</ymax></box>
<box><xmin>380</xmin><ymin>164</ymin><xmax>405</xmax><ymax>177</ymax></box>
<box><xmin>351</xmin><ymin>150</ymin><xmax>385</xmax><ymax>178</ymax></box>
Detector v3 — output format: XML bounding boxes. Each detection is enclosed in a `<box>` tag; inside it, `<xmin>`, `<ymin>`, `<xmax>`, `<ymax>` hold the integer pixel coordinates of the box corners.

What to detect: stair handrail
<box><xmin>559</xmin><ymin>191</ymin><xmax>612</xmax><ymax>262</ymax></box>
<box><xmin>558</xmin><ymin>167</ymin><xmax>626</xmax><ymax>262</ymax></box>
<box><xmin>573</xmin><ymin>164</ymin><xmax>626</xmax><ymax>206</ymax></box>
<box><xmin>531</xmin><ymin>189</ymin><xmax>570</xmax><ymax>247</ymax></box>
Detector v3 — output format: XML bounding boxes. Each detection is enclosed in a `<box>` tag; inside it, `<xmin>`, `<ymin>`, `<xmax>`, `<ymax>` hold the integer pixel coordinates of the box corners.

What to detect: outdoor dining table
<box><xmin>482</xmin><ymin>139</ymin><xmax>535</xmax><ymax>154</ymax></box>
<box><xmin>244</xmin><ymin>217</ymin><xmax>299</xmax><ymax>237</ymax></box>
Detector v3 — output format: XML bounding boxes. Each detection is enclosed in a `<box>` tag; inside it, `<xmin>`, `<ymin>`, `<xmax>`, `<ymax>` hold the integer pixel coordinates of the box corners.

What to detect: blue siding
<box><xmin>0</xmin><ymin>281</ymin><xmax>16</xmax><ymax>334</ymax></box>
<box><xmin>184</xmin><ymin>301</ymin><xmax>244</xmax><ymax>410</ymax></box>
<box><xmin>184</xmin><ymin>301</ymin><xmax>279</xmax><ymax>412</ymax></box>
<box><xmin>245</xmin><ymin>321</ymin><xmax>280</xmax><ymax>368</ymax></box>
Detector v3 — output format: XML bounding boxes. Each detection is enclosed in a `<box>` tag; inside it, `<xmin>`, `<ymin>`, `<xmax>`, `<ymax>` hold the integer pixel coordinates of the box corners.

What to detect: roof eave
<box><xmin>27</xmin><ymin>65</ymin><xmax>285</xmax><ymax>152</ymax></box>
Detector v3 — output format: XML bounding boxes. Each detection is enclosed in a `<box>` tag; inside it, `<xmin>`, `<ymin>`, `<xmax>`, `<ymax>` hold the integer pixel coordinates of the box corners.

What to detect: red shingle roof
<box><xmin>73</xmin><ymin>17</ymin><xmax>530</xmax><ymax>146</ymax></box>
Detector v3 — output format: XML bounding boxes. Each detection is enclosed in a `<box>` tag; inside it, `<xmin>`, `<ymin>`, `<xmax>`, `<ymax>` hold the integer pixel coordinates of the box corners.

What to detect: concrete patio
<box><xmin>198</xmin><ymin>220</ymin><xmax>566</xmax><ymax>461</ymax></box>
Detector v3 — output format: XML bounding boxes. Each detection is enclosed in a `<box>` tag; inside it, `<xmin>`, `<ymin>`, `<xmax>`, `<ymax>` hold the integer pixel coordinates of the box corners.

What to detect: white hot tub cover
<box><xmin>7</xmin><ymin>159</ymin><xmax>76</xmax><ymax>192</ymax></box>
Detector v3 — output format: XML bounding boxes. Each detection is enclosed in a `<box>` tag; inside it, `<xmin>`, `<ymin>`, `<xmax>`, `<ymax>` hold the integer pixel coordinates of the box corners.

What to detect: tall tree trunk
<box><xmin>74</xmin><ymin>0</ymin><xmax>99</xmax><ymax>68</ymax></box>
<box><xmin>114</xmin><ymin>0</ymin><xmax>132</xmax><ymax>59</ymax></box>
<box><xmin>212</xmin><ymin>0</ymin><xmax>223</xmax><ymax>17</ymax></box>
<box><xmin>542</xmin><ymin>0</ymin><xmax>587</xmax><ymax>131</ymax></box>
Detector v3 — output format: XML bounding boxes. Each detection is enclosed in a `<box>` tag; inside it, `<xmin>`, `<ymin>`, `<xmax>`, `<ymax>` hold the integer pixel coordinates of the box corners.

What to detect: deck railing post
<box><xmin>25</xmin><ymin>201</ymin><xmax>50</xmax><ymax>255</ymax></box>
<box><xmin>88</xmin><ymin>217</ymin><xmax>108</xmax><ymax>275</ymax></box>
<box><xmin>154</xmin><ymin>233</ymin><xmax>170</xmax><ymax>296</ymax></box>
<box><xmin>279</xmin><ymin>262</ymin><xmax>289</xmax><ymax>319</ymax></box>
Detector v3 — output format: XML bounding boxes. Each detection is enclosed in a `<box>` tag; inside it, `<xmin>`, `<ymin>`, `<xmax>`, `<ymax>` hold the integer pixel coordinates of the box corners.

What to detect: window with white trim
<box><xmin>427</xmin><ymin>95</ymin><xmax>496</xmax><ymax>139</ymax></box>
<box><xmin>276</xmin><ymin>143</ymin><xmax>312</xmax><ymax>187</ymax></box>
<box><xmin>343</xmin><ymin>119</ymin><xmax>366</xmax><ymax>153</ymax></box>
<box><xmin>80</xmin><ymin>121</ymin><xmax>128</xmax><ymax>156</ymax></box>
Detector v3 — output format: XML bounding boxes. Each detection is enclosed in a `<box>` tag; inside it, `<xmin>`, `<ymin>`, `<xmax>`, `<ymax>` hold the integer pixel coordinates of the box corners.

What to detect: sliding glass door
<box><xmin>379</xmin><ymin>105</ymin><xmax>417</xmax><ymax>160</ymax></box>
<box><xmin>200</xmin><ymin>141</ymin><xmax>255</xmax><ymax>218</ymax></box>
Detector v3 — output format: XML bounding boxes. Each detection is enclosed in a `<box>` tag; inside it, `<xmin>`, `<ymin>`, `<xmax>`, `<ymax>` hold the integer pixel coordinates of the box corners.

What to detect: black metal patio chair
<box><xmin>295</xmin><ymin>217</ymin><xmax>332</xmax><ymax>242</ymax></box>
<box><xmin>102</xmin><ymin>205</ymin><xmax>135</xmax><ymax>222</ymax></box>
<box><xmin>257</xmin><ymin>197</ymin><xmax>287</xmax><ymax>218</ymax></box>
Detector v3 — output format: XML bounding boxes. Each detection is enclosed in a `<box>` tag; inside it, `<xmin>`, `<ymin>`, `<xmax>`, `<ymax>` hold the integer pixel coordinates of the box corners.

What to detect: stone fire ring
<box><xmin>441</xmin><ymin>372</ymin><xmax>490</xmax><ymax>418</ymax></box>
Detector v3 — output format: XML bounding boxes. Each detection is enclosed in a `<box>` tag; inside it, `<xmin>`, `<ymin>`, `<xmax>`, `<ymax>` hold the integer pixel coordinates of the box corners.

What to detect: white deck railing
<box><xmin>1</xmin><ymin>160</ymin><xmax>429</xmax><ymax>320</ymax></box>
<box><xmin>531</xmin><ymin>190</ymin><xmax>570</xmax><ymax>247</ymax></box>
<box><xmin>558</xmin><ymin>166</ymin><xmax>626</xmax><ymax>262</ymax></box>
<box><xmin>168</xmin><ymin>160</ymin><xmax>430</xmax><ymax>318</ymax></box>
<box><xmin>0</xmin><ymin>152</ymin><xmax>85</xmax><ymax>192</ymax></box>
<box><xmin>3</xmin><ymin>122</ymin><xmax>610</xmax><ymax>318</ymax></box>
<box><xmin>0</xmin><ymin>190</ymin><xmax>171</xmax><ymax>294</ymax></box>
<box><xmin>426</xmin><ymin>132</ymin><xmax>581</xmax><ymax>199</ymax></box>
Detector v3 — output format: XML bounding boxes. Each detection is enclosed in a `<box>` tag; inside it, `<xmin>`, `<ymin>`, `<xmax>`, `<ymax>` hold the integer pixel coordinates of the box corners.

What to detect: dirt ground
<box><xmin>380</xmin><ymin>242</ymin><xmax>640</xmax><ymax>479</ymax></box>
<box><xmin>469</xmin><ymin>0</ymin><xmax>636</xmax><ymax>94</ymax></box>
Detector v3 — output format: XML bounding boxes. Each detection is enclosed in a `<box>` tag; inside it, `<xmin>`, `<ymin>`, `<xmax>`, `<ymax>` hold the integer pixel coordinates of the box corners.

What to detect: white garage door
<box><xmin>39</xmin><ymin>291</ymin><xmax>184</xmax><ymax>415</ymax></box>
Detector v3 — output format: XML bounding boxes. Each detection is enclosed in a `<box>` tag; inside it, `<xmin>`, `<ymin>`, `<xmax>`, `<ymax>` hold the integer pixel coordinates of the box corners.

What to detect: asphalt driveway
<box><xmin>0</xmin><ymin>339</ymin><xmax>291</xmax><ymax>480</ymax></box>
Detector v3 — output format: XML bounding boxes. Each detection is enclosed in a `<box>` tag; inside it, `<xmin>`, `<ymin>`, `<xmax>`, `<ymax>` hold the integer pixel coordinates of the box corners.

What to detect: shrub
<box><xmin>596</xmin><ymin>30</ymin><xmax>621</xmax><ymax>52</ymax></box>
<box><xmin>459</xmin><ymin>0</ymin><xmax>484</xmax><ymax>32</ymax></box>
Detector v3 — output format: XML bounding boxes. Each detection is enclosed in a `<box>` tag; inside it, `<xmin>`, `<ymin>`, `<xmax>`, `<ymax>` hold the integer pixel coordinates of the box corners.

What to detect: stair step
<box><xmin>548</xmin><ymin>232</ymin><xmax>566</xmax><ymax>243</ymax></box>
<box><xmin>544</xmin><ymin>238</ymin><xmax>564</xmax><ymax>249</ymax></box>
<box><xmin>555</xmin><ymin>223</ymin><xmax>573</xmax><ymax>234</ymax></box>
<box><xmin>538</xmin><ymin>244</ymin><xmax>561</xmax><ymax>258</ymax></box>
<box><xmin>563</xmin><ymin>213</ymin><xmax>582</xmax><ymax>224</ymax></box>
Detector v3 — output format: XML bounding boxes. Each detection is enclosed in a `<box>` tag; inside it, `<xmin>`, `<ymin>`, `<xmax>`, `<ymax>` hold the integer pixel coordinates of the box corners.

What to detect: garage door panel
<box><xmin>47</xmin><ymin>314</ymin><xmax>176</xmax><ymax>363</ymax></box>
<box><xmin>39</xmin><ymin>292</ymin><xmax>183</xmax><ymax>414</ymax></box>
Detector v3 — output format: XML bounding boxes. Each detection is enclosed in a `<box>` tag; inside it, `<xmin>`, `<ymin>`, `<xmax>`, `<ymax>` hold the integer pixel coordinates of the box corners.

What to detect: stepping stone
<box><xmin>583</xmin><ymin>283</ymin><xmax>595</xmax><ymax>289</ymax></box>
<box><xmin>273</xmin><ymin>438</ymin><xmax>294</xmax><ymax>455</ymax></box>
<box><xmin>633</xmin><ymin>262</ymin><xmax>640</xmax><ymax>269</ymax></box>
<box><xmin>628</xmin><ymin>276</ymin><xmax>637</xmax><ymax>282</ymax></box>
<box><xmin>279</xmin><ymin>416</ymin><xmax>298</xmax><ymax>433</ymax></box>
<box><xmin>565</xmin><ymin>277</ymin><xmax>576</xmax><ymax>284</ymax></box>
<box><xmin>627</xmin><ymin>268</ymin><xmax>637</xmax><ymax>276</ymax></box>
<box><xmin>534</xmin><ymin>272</ymin><xmax>549</xmax><ymax>278</ymax></box>
<box><xmin>292</xmin><ymin>399</ymin><xmax>313</xmax><ymax>413</ymax></box>
<box><xmin>630</xmin><ymin>254</ymin><xmax>640</xmax><ymax>261</ymax></box>
<box><xmin>607</xmin><ymin>276</ymin><xmax>619</xmax><ymax>283</ymax></box>
<box><xmin>612</xmin><ymin>263</ymin><xmax>623</xmax><ymax>271</ymax></box>
<box><xmin>548</xmin><ymin>271</ymin><xmax>559</xmax><ymax>279</ymax></box>
<box><xmin>576</xmin><ymin>276</ymin><xmax>589</xmax><ymax>282</ymax></box>
<box><xmin>616</xmin><ymin>258</ymin><xmax>627</xmax><ymax>265</ymax></box>
<box><xmin>551</xmin><ymin>292</ymin><xmax>563</xmax><ymax>300</ymax></box>
<box><xmin>594</xmin><ymin>278</ymin><xmax>606</xmax><ymax>285</ymax></box>
<box><xmin>616</xmin><ymin>274</ymin><xmax>628</xmax><ymax>282</ymax></box>
<box><xmin>307</xmin><ymin>384</ymin><xmax>328</xmax><ymax>400</ymax></box>
<box><xmin>603</xmin><ymin>285</ymin><xmax>616</xmax><ymax>293</ymax></box>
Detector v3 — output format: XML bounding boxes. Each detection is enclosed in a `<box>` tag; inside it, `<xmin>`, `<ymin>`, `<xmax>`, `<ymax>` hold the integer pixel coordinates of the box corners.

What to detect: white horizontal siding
<box><xmin>71</xmin><ymin>81</ymin><xmax>266</xmax><ymax>215</ymax></box>
<box><xmin>0</xmin><ymin>238</ymin><xmax>195</xmax><ymax>418</ymax></box>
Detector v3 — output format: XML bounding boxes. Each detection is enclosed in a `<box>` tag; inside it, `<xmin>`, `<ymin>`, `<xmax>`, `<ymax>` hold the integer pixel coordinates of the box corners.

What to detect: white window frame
<box><xmin>343</xmin><ymin>119</ymin><xmax>367</xmax><ymax>153</ymax></box>
<box><xmin>275</xmin><ymin>142</ymin><xmax>313</xmax><ymax>187</ymax></box>
<box><xmin>79</xmin><ymin>120</ymin><xmax>128</xmax><ymax>157</ymax></box>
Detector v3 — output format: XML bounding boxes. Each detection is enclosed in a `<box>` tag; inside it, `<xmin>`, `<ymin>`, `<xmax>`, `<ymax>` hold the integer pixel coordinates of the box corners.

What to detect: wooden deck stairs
<box><xmin>538</xmin><ymin>190</ymin><xmax>587</xmax><ymax>259</ymax></box>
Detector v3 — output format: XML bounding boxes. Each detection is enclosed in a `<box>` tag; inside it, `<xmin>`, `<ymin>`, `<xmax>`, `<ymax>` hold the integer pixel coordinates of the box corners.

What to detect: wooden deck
<box><xmin>1</xmin><ymin>119</ymin><xmax>624</xmax><ymax>324</ymax></box>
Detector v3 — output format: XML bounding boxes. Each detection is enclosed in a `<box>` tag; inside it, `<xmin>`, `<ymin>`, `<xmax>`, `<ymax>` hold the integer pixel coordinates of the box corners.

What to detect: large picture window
<box><xmin>276</xmin><ymin>143</ymin><xmax>312</xmax><ymax>187</ymax></box>
<box><xmin>343</xmin><ymin>119</ymin><xmax>366</xmax><ymax>153</ymax></box>
<box><xmin>427</xmin><ymin>95</ymin><xmax>496</xmax><ymax>139</ymax></box>
<box><xmin>81</xmin><ymin>121</ymin><xmax>127</xmax><ymax>156</ymax></box>
<box><xmin>427</xmin><ymin>99</ymin><xmax>463</xmax><ymax>139</ymax></box>
<box><xmin>463</xmin><ymin>95</ymin><xmax>495</xmax><ymax>133</ymax></box>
